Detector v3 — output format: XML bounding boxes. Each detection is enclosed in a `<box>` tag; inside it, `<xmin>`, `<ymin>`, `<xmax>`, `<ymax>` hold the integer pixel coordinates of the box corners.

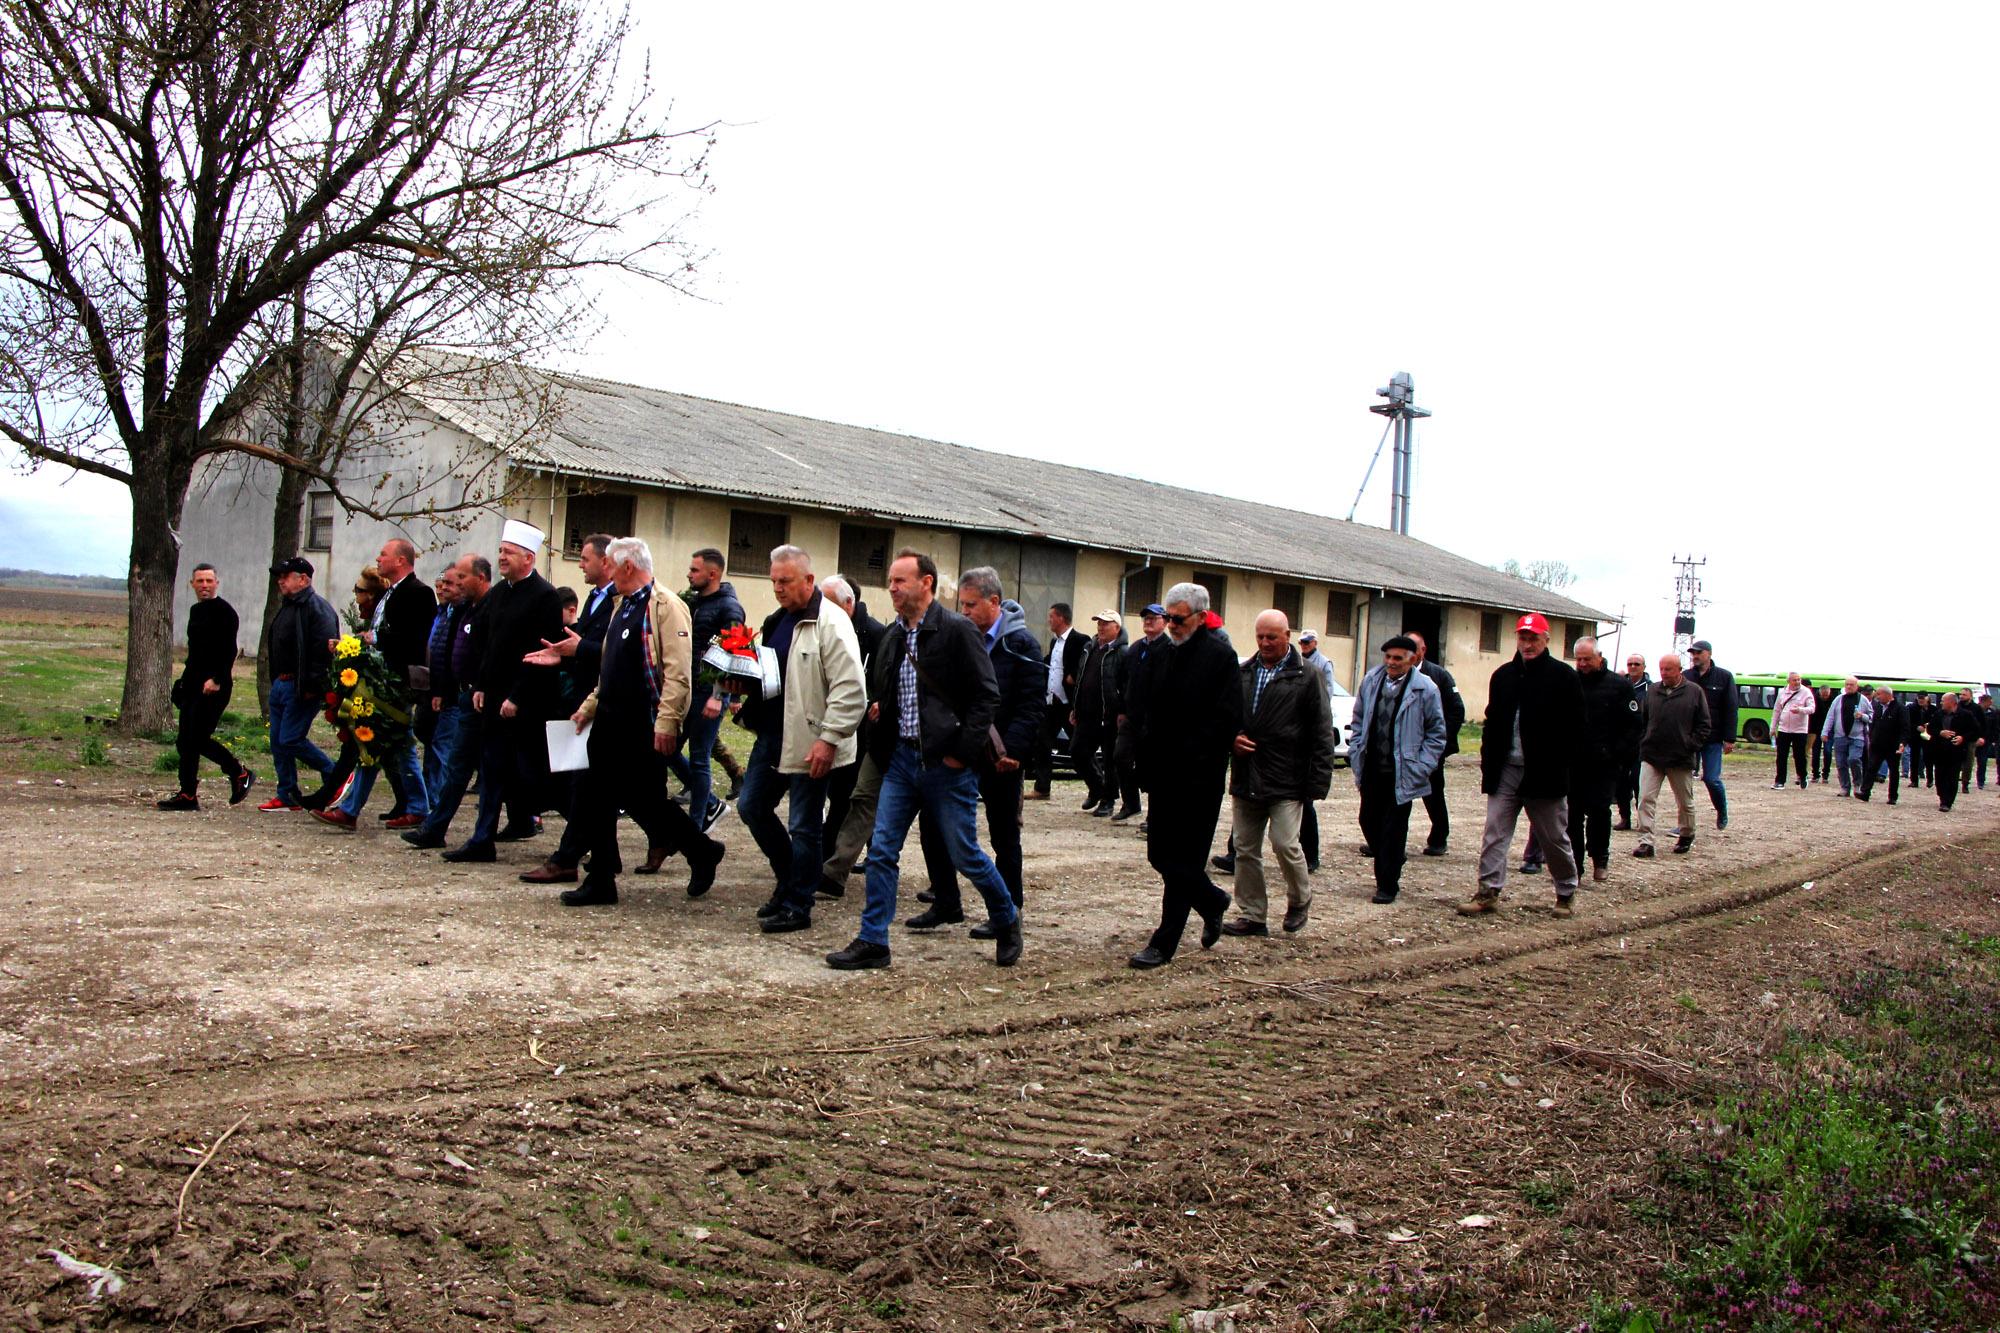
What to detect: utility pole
<box><xmin>1671</xmin><ymin>555</ymin><xmax>1706</xmax><ymax>656</ymax></box>
<box><xmin>1369</xmin><ymin>371</ymin><xmax>1432</xmax><ymax>536</ymax></box>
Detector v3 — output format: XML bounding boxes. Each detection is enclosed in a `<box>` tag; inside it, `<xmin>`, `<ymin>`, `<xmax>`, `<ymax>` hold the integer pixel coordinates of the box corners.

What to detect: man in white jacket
<box><xmin>1823</xmin><ymin>676</ymin><xmax>1875</xmax><ymax>797</ymax></box>
<box><xmin>1770</xmin><ymin>671</ymin><xmax>1816</xmax><ymax>790</ymax></box>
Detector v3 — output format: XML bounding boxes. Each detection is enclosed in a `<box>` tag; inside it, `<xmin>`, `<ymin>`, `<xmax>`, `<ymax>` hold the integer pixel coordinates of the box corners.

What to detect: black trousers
<box><xmin>1421</xmin><ymin>762</ymin><xmax>1449</xmax><ymax>850</ymax></box>
<box><xmin>1300</xmin><ymin>801</ymin><xmax>1319</xmax><ymax>869</ymax></box>
<box><xmin>1858</xmin><ymin>749</ymin><xmax>1899</xmax><ymax>803</ymax></box>
<box><xmin>1775</xmin><ymin>733</ymin><xmax>1809</xmax><ymax>787</ymax></box>
<box><xmin>1617</xmin><ymin>758</ymin><xmax>1640</xmax><ymax>823</ymax></box>
<box><xmin>1567</xmin><ymin>767</ymin><xmax>1613</xmax><ymax>869</ymax></box>
<box><xmin>1933</xmin><ymin>748</ymin><xmax>1964</xmax><ymax>809</ymax></box>
<box><xmin>1031</xmin><ymin>703</ymin><xmax>1065</xmax><ymax>795</ymax></box>
<box><xmin>1072</xmin><ymin>712</ymin><xmax>1108</xmax><ymax>804</ymax></box>
<box><xmin>1810</xmin><ymin>733</ymin><xmax>1832</xmax><ymax>781</ymax></box>
<box><xmin>1357</xmin><ymin>766</ymin><xmax>1412</xmax><ymax>896</ymax></box>
<box><xmin>922</xmin><ymin>765</ymin><xmax>1026</xmax><ymax>915</ymax></box>
<box><xmin>575</xmin><ymin>723</ymin><xmax>700</xmax><ymax>878</ymax></box>
<box><xmin>174</xmin><ymin>690</ymin><xmax>241</xmax><ymax>795</ymax></box>
<box><xmin>1111</xmin><ymin>719</ymin><xmax>1141</xmax><ymax>810</ymax></box>
<box><xmin>1145</xmin><ymin>769</ymin><xmax>1229</xmax><ymax>958</ymax></box>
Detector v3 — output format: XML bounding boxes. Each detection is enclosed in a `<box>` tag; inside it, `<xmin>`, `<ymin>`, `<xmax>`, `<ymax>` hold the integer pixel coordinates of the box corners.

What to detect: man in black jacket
<box><xmin>1071</xmin><ymin>612</ymin><xmax>1127</xmax><ymax>815</ymax></box>
<box><xmin>158</xmin><ymin>563</ymin><xmax>252</xmax><ymax>811</ymax></box>
<box><xmin>1029</xmin><ymin>604</ymin><xmax>1087</xmax><ymax>799</ymax></box>
<box><xmin>1112</xmin><ymin>604</ymin><xmax>1169</xmax><ymax>824</ymax></box>
<box><xmin>315</xmin><ymin>537</ymin><xmax>436</xmax><ymax>831</ymax></box>
<box><xmin>1407</xmin><ymin>630</ymin><xmax>1465</xmax><ymax>855</ymax></box>
<box><xmin>668</xmin><ymin>547</ymin><xmax>747</xmax><ymax>830</ymax></box>
<box><xmin>1686</xmin><ymin>640</ymin><xmax>1737</xmax><ymax>828</ymax></box>
<box><xmin>1858</xmin><ymin>685</ymin><xmax>1905</xmax><ymax>804</ymax></box>
<box><xmin>1462</xmin><ymin>613</ymin><xmax>1585</xmax><ymax>917</ymax></box>
<box><xmin>1927</xmin><ymin>692</ymin><xmax>1980</xmax><ymax>812</ymax></box>
<box><xmin>444</xmin><ymin>520</ymin><xmax>564</xmax><ymax>862</ymax></box>
<box><xmin>1616</xmin><ymin>653</ymin><xmax>1652</xmax><ymax>825</ymax></box>
<box><xmin>1570</xmin><ymin>638</ymin><xmax>1642</xmax><ymax>882</ymax></box>
<box><xmin>909</xmin><ymin>567</ymin><xmax>1047</xmax><ymax>932</ymax></box>
<box><xmin>827</xmin><ymin>550</ymin><xmax>1022</xmax><ymax>971</ymax></box>
<box><xmin>262</xmin><ymin>556</ymin><xmax>340</xmax><ymax>810</ymax></box>
<box><xmin>1219</xmin><ymin>611</ymin><xmax>1334</xmax><ymax>937</ymax></box>
<box><xmin>1129</xmin><ymin>582</ymin><xmax>1242</xmax><ymax>968</ymax></box>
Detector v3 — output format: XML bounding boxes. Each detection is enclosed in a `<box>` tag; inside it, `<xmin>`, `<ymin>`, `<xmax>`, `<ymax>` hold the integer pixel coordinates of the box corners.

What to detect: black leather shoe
<box><xmin>969</xmin><ymin>918</ymin><xmax>999</xmax><ymax>940</ymax></box>
<box><xmin>994</xmin><ymin>920</ymin><xmax>1023</xmax><ymax>967</ymax></box>
<box><xmin>755</xmin><ymin>895</ymin><xmax>786</xmax><ymax>920</ymax></box>
<box><xmin>904</xmin><ymin>907</ymin><xmax>965</xmax><ymax>930</ymax></box>
<box><xmin>156</xmin><ymin>792</ymin><xmax>199</xmax><ymax>811</ymax></box>
<box><xmin>1369</xmin><ymin>891</ymin><xmax>1398</xmax><ymax>905</ymax></box>
<box><xmin>1283</xmin><ymin>904</ymin><xmax>1311</xmax><ymax>931</ymax></box>
<box><xmin>1080</xmin><ymin>795</ymin><xmax>1101</xmax><ymax>811</ymax></box>
<box><xmin>441</xmin><ymin>841</ymin><xmax>496</xmax><ymax>863</ymax></box>
<box><xmin>1631</xmin><ymin>844</ymin><xmax>1656</xmax><ymax>858</ymax></box>
<box><xmin>1421</xmin><ymin>844</ymin><xmax>1447</xmax><ymax>857</ymax></box>
<box><xmin>494</xmin><ymin>818</ymin><xmax>542</xmax><ymax>842</ymax></box>
<box><xmin>1673</xmin><ymin>834</ymin><xmax>1696</xmax><ymax>854</ymax></box>
<box><xmin>686</xmin><ymin>839</ymin><xmax>724</xmax><ymax>898</ymax></box>
<box><xmin>1200</xmin><ymin>904</ymin><xmax>1228</xmax><ymax>950</ymax></box>
<box><xmin>1090</xmin><ymin>803</ymin><xmax>1114</xmax><ymax>818</ymax></box>
<box><xmin>1128</xmin><ymin>946</ymin><xmax>1169</xmax><ymax>969</ymax></box>
<box><xmin>1220</xmin><ymin>918</ymin><xmax>1267</xmax><ymax>937</ymax></box>
<box><xmin>1716</xmin><ymin>812</ymin><xmax>1728</xmax><ymax>829</ymax></box>
<box><xmin>1110</xmin><ymin>806</ymin><xmax>1140</xmax><ymax>822</ymax></box>
<box><xmin>816</xmin><ymin>875</ymin><xmax>846</xmax><ymax>900</ymax></box>
<box><xmin>378</xmin><ymin>807</ymin><xmax>405</xmax><ymax>821</ymax></box>
<box><xmin>1519</xmin><ymin>859</ymin><xmax>1544</xmax><ymax>875</ymax></box>
<box><xmin>228</xmin><ymin>771</ymin><xmax>255</xmax><ymax>806</ymax></box>
<box><xmin>1209</xmin><ymin>855</ymin><xmax>1235</xmax><ymax>874</ymax></box>
<box><xmin>761</xmin><ymin>908</ymin><xmax>813</xmax><ymax>934</ymax></box>
<box><xmin>826</xmin><ymin>938</ymin><xmax>890</xmax><ymax>969</ymax></box>
<box><xmin>402</xmin><ymin>828</ymin><xmax>446</xmax><ymax>848</ymax></box>
<box><xmin>560</xmin><ymin>878</ymin><xmax>618</xmax><ymax>907</ymax></box>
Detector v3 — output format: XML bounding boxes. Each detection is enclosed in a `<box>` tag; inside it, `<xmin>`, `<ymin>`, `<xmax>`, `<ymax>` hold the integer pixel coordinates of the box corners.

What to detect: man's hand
<box><xmin>807</xmin><ymin>738</ymin><xmax>837</xmax><ymax>779</ymax></box>
<box><xmin>1233</xmin><ymin>732</ymin><xmax>1257</xmax><ymax>754</ymax></box>
<box><xmin>942</xmin><ymin>754</ymin><xmax>965</xmax><ymax>769</ymax></box>
<box><xmin>572</xmin><ymin>709</ymin><xmax>589</xmax><ymax>734</ymax></box>
<box><xmin>526</xmin><ymin>629</ymin><xmax>581</xmax><ymax>663</ymax></box>
<box><xmin>654</xmin><ymin>731</ymin><xmax>677</xmax><ymax>755</ymax></box>
<box><xmin>703</xmin><ymin>696</ymin><xmax>723</xmax><ymax>720</ymax></box>
<box><xmin>472</xmin><ymin>690</ymin><xmax>485</xmax><ymax>713</ymax></box>
<box><xmin>432</xmin><ymin>696</ymin><xmax>443</xmax><ymax>712</ymax></box>
<box><xmin>201</xmin><ymin>679</ymin><xmax>220</xmax><ymax>696</ymax></box>
<box><xmin>326</xmin><ymin>637</ymin><xmax>339</xmax><ymax>653</ymax></box>
<box><xmin>358</xmin><ymin>630</ymin><xmax>375</xmax><ymax>645</ymax></box>
<box><xmin>1068</xmin><ymin>711</ymin><xmax>1077</xmax><ymax>728</ymax></box>
<box><xmin>867</xmin><ymin>702</ymin><xmax>880</xmax><ymax>723</ymax></box>
<box><xmin>1722</xmin><ymin>742</ymin><xmax>1735</xmax><ymax>755</ymax></box>
<box><xmin>995</xmin><ymin>755</ymin><xmax>1020</xmax><ymax>773</ymax></box>
<box><xmin>499</xmin><ymin>698</ymin><xmax>518</xmax><ymax>720</ymax></box>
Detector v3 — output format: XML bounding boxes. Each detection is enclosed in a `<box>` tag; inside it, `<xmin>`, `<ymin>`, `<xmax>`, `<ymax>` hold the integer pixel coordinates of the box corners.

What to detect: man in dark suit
<box><xmin>1858</xmin><ymin>685</ymin><xmax>1905</xmax><ymax>804</ymax></box>
<box><xmin>1129</xmin><ymin>582</ymin><xmax>1242</xmax><ymax>969</ymax></box>
<box><xmin>1406</xmin><ymin>630</ymin><xmax>1465</xmax><ymax>856</ymax></box>
<box><xmin>444</xmin><ymin>520</ymin><xmax>565</xmax><ymax>862</ymax></box>
<box><xmin>313</xmin><ymin>537</ymin><xmax>436</xmax><ymax>831</ymax></box>
<box><xmin>157</xmin><ymin>562</ymin><xmax>253</xmax><ymax>811</ymax></box>
<box><xmin>1028</xmin><ymin>603</ymin><xmax>1087</xmax><ymax>800</ymax></box>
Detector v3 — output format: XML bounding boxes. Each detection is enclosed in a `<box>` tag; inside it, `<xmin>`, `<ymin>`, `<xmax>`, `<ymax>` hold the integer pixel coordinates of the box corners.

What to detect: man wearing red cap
<box><xmin>1461</xmin><ymin>613</ymin><xmax>1585</xmax><ymax>918</ymax></box>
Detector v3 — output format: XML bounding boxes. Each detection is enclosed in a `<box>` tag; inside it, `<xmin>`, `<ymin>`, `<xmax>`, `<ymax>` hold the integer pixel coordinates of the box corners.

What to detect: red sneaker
<box><xmin>258</xmin><ymin>797</ymin><xmax>302</xmax><ymax>813</ymax></box>
<box><xmin>384</xmin><ymin>814</ymin><xmax>424</xmax><ymax>829</ymax></box>
<box><xmin>311</xmin><ymin>809</ymin><xmax>359</xmax><ymax>831</ymax></box>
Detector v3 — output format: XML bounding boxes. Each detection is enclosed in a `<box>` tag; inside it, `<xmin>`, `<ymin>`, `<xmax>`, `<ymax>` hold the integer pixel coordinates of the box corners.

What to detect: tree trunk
<box><xmin>257</xmin><ymin>464</ymin><xmax>308</xmax><ymax>713</ymax></box>
<box><xmin>120</xmin><ymin>460</ymin><xmax>191</xmax><ymax>735</ymax></box>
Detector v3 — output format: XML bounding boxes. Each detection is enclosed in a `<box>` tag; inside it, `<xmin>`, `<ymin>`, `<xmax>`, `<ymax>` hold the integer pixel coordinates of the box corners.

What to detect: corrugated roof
<box><xmin>415</xmin><ymin>363</ymin><xmax>1611</xmax><ymax>622</ymax></box>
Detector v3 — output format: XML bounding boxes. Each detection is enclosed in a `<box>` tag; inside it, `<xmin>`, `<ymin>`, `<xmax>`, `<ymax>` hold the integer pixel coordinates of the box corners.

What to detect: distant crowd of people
<box><xmin>158</xmin><ymin>533</ymin><xmax>1995</xmax><ymax>972</ymax></box>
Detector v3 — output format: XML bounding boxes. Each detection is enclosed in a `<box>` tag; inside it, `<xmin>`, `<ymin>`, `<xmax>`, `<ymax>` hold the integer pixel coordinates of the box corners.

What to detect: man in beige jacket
<box><xmin>741</xmin><ymin>544</ymin><xmax>869</xmax><ymax>935</ymax></box>
<box><xmin>562</xmin><ymin>538</ymin><xmax>724</xmax><ymax>906</ymax></box>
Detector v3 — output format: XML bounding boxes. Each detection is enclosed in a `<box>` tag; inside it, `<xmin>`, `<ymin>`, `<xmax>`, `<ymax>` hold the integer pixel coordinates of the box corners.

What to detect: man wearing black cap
<box><xmin>1685</xmin><ymin>640</ymin><xmax>1736</xmax><ymax>829</ymax></box>
<box><xmin>1114</xmin><ymin>603</ymin><xmax>1171</xmax><ymax>827</ymax></box>
<box><xmin>260</xmin><ymin>556</ymin><xmax>339</xmax><ymax>811</ymax></box>
<box><xmin>1406</xmin><ymin>630</ymin><xmax>1464</xmax><ymax>856</ymax></box>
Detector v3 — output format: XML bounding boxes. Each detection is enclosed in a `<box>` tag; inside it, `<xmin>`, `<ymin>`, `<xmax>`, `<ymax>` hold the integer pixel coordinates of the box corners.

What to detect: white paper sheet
<box><xmin>546</xmin><ymin>719</ymin><xmax>591</xmax><ymax>772</ymax></box>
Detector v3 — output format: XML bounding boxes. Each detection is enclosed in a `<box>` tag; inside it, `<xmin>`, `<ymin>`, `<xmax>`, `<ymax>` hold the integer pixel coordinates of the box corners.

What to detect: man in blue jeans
<box><xmin>828</xmin><ymin>549</ymin><xmax>1022</xmax><ymax>971</ymax></box>
<box><xmin>260</xmin><ymin>556</ymin><xmax>340</xmax><ymax>810</ymax></box>
<box><xmin>1685</xmin><ymin>640</ymin><xmax>1737</xmax><ymax>829</ymax></box>
<box><xmin>669</xmin><ymin>547</ymin><xmax>745</xmax><ymax>831</ymax></box>
<box><xmin>1823</xmin><ymin>676</ymin><xmax>1875</xmax><ymax>796</ymax></box>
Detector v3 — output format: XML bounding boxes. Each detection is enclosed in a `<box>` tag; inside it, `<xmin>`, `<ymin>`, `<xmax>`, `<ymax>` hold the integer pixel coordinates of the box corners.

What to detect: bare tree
<box><xmin>1500</xmin><ymin>558</ymin><xmax>1578</xmax><ymax>593</ymax></box>
<box><xmin>0</xmin><ymin>0</ymin><xmax>713</xmax><ymax>732</ymax></box>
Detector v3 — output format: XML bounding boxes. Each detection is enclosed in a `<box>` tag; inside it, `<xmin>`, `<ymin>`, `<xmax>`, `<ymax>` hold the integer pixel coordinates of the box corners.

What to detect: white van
<box><xmin>1329</xmin><ymin>677</ymin><xmax>1357</xmax><ymax>765</ymax></box>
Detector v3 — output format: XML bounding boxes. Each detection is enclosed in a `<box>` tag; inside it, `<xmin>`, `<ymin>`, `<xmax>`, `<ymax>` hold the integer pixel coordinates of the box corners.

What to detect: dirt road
<box><xmin>3</xmin><ymin>764</ymin><xmax>1996</xmax><ymax>1329</ymax></box>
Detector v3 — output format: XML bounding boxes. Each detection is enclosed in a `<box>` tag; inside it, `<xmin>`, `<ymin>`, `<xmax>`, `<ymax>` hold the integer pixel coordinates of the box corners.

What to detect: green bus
<box><xmin>1732</xmin><ymin>673</ymin><xmax>1979</xmax><ymax>743</ymax></box>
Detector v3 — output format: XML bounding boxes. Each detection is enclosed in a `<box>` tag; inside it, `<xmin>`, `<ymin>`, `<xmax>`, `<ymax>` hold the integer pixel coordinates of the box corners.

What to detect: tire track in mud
<box><xmin>1</xmin><ymin>832</ymin><xmax>1982</xmax><ymax>1329</ymax></box>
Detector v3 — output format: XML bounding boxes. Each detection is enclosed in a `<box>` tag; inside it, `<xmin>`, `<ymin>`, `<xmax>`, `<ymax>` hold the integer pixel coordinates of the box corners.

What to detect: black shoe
<box><xmin>1673</xmin><ymin>834</ymin><xmax>1695</xmax><ymax>854</ymax></box>
<box><xmin>1091</xmin><ymin>803</ymin><xmax>1114</xmax><ymax>818</ymax></box>
<box><xmin>1519</xmin><ymin>859</ymin><xmax>1543</xmax><ymax>875</ymax></box>
<box><xmin>969</xmin><ymin>918</ymin><xmax>1000</xmax><ymax>940</ymax></box>
<box><xmin>1369</xmin><ymin>891</ymin><xmax>1398</xmax><ymax>905</ymax></box>
<box><xmin>378</xmin><ymin>806</ymin><xmax>406</xmax><ymax>821</ymax></box>
<box><xmin>816</xmin><ymin>875</ymin><xmax>846</xmax><ymax>900</ymax></box>
<box><xmin>685</xmin><ymin>839</ymin><xmax>724</xmax><ymax>898</ymax></box>
<box><xmin>1612</xmin><ymin>819</ymin><xmax>1631</xmax><ymax>832</ymax></box>
<box><xmin>296</xmin><ymin>786</ymin><xmax>333</xmax><ymax>812</ymax></box>
<box><xmin>1110</xmin><ymin>805</ymin><xmax>1140</xmax><ymax>822</ymax></box>
<box><xmin>755</xmin><ymin>895</ymin><xmax>786</xmax><ymax>920</ymax></box>
<box><xmin>826</xmin><ymin>938</ymin><xmax>890</xmax><ymax>969</ymax></box>
<box><xmin>761</xmin><ymin>908</ymin><xmax>813</xmax><ymax>934</ymax></box>
<box><xmin>1219</xmin><ymin>918</ymin><xmax>1267</xmax><ymax>937</ymax></box>
<box><xmin>1858</xmin><ymin>792</ymin><xmax>1871</xmax><ymax>802</ymax></box>
<box><xmin>1305</xmin><ymin>860</ymin><xmax>1320</xmax><ymax>873</ymax></box>
<box><xmin>402</xmin><ymin>828</ymin><xmax>446</xmax><ymax>849</ymax></box>
<box><xmin>1359</xmin><ymin>845</ymin><xmax>1374</xmax><ymax>857</ymax></box>
<box><xmin>494</xmin><ymin>818</ymin><xmax>542</xmax><ymax>842</ymax></box>
<box><xmin>1422</xmin><ymin>844</ymin><xmax>1446</xmax><ymax>857</ymax></box>
<box><xmin>903</xmin><ymin>907</ymin><xmax>965</xmax><ymax>930</ymax></box>
<box><xmin>1199</xmin><ymin>901</ymin><xmax>1229</xmax><ymax>950</ymax></box>
<box><xmin>1284</xmin><ymin>903</ymin><xmax>1311</xmax><ymax>931</ymax></box>
<box><xmin>1127</xmin><ymin>946</ymin><xmax>1169</xmax><ymax>969</ymax></box>
<box><xmin>994</xmin><ymin>920</ymin><xmax>1023</xmax><ymax>967</ymax></box>
<box><xmin>228</xmin><ymin>771</ymin><xmax>255</xmax><ymax>806</ymax></box>
<box><xmin>1716</xmin><ymin>812</ymin><xmax>1728</xmax><ymax>830</ymax></box>
<box><xmin>1631</xmin><ymin>844</ymin><xmax>1656</xmax><ymax>859</ymax></box>
<box><xmin>1137</xmin><ymin>821</ymin><xmax>1148</xmax><ymax>834</ymax></box>
<box><xmin>441</xmin><ymin>841</ymin><xmax>496</xmax><ymax>863</ymax></box>
<box><xmin>1210</xmin><ymin>855</ymin><xmax>1236</xmax><ymax>874</ymax></box>
<box><xmin>726</xmin><ymin>774</ymin><xmax>745</xmax><ymax>802</ymax></box>
<box><xmin>1081</xmin><ymin>795</ymin><xmax>1102</xmax><ymax>811</ymax></box>
<box><xmin>156</xmin><ymin>792</ymin><xmax>199</xmax><ymax>811</ymax></box>
<box><xmin>560</xmin><ymin>877</ymin><xmax>618</xmax><ymax>907</ymax></box>
<box><xmin>916</xmin><ymin>889</ymin><xmax>934</xmax><ymax>903</ymax></box>
<box><xmin>699</xmin><ymin>798</ymin><xmax>727</xmax><ymax>833</ymax></box>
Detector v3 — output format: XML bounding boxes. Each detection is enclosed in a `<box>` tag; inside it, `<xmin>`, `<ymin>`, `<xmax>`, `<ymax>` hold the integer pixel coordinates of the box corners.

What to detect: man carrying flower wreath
<box><xmin>312</xmin><ymin>538</ymin><xmax>435</xmax><ymax>832</ymax></box>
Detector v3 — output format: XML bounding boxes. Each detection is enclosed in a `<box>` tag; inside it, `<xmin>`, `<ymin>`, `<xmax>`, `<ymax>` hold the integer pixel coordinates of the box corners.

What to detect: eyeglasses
<box><xmin>1164</xmin><ymin>611</ymin><xmax>1197</xmax><ymax>625</ymax></box>
<box><xmin>353</xmin><ymin>587</ymin><xmax>370</xmax><ymax>595</ymax></box>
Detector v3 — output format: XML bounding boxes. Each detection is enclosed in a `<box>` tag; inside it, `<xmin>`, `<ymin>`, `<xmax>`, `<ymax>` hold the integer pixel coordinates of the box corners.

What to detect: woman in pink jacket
<box><xmin>1771</xmin><ymin>671</ymin><xmax>1815</xmax><ymax>790</ymax></box>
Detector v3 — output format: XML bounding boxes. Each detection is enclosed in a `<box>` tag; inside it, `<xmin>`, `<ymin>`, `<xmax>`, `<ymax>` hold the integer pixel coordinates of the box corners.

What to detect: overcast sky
<box><xmin>9</xmin><ymin>3</ymin><xmax>1996</xmax><ymax>681</ymax></box>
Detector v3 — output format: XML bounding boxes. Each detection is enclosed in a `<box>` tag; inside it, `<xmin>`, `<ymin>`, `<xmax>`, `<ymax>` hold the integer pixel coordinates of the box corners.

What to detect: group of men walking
<box><xmin>1782</xmin><ymin>673</ymin><xmax>1994</xmax><ymax>810</ymax></box>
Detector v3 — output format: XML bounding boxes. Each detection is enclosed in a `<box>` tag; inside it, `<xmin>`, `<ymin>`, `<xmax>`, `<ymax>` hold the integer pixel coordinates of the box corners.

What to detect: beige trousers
<box><xmin>1635</xmin><ymin>762</ymin><xmax>1695</xmax><ymax>848</ymax></box>
<box><xmin>1230</xmin><ymin>796</ymin><xmax>1311</xmax><ymax>923</ymax></box>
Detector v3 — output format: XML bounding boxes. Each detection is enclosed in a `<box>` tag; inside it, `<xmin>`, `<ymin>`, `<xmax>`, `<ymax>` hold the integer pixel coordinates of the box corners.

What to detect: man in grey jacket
<box><xmin>1349</xmin><ymin>635</ymin><xmax>1447</xmax><ymax>904</ymax></box>
<box><xmin>1632</xmin><ymin>653</ymin><xmax>1711</xmax><ymax>858</ymax></box>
